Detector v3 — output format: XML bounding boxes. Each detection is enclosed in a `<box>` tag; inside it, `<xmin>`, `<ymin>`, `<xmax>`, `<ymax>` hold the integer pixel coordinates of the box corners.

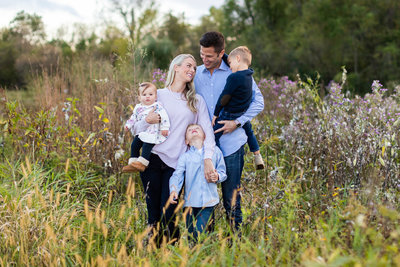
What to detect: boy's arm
<box><xmin>235</xmin><ymin>78</ymin><xmax>264</xmax><ymax>126</ymax></box>
<box><xmin>214</xmin><ymin>74</ymin><xmax>237</xmax><ymax>116</ymax></box>
<box><xmin>125</xmin><ymin>105</ymin><xmax>139</xmax><ymax>131</ymax></box>
<box><xmin>169</xmin><ymin>153</ymin><xmax>186</xmax><ymax>194</ymax></box>
<box><xmin>215</xmin><ymin>148</ymin><xmax>227</xmax><ymax>183</ymax></box>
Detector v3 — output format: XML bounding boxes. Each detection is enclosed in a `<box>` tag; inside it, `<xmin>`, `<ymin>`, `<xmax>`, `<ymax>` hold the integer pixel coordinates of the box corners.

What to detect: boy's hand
<box><xmin>169</xmin><ymin>191</ymin><xmax>178</xmax><ymax>204</ymax></box>
<box><xmin>212</xmin><ymin>116</ymin><xmax>218</xmax><ymax>127</ymax></box>
<box><xmin>210</xmin><ymin>170</ymin><xmax>219</xmax><ymax>183</ymax></box>
<box><xmin>161</xmin><ymin>130</ymin><xmax>169</xmax><ymax>137</ymax></box>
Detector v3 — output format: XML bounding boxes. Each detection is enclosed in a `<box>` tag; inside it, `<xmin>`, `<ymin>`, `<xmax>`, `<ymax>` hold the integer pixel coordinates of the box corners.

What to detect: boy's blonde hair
<box><xmin>185</xmin><ymin>124</ymin><xmax>204</xmax><ymax>144</ymax></box>
<box><xmin>138</xmin><ymin>82</ymin><xmax>157</xmax><ymax>96</ymax></box>
<box><xmin>228</xmin><ymin>46</ymin><xmax>252</xmax><ymax>66</ymax></box>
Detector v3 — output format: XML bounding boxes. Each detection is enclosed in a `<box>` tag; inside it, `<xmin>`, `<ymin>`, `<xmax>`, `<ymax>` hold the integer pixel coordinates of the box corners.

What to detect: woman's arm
<box><xmin>196</xmin><ymin>95</ymin><xmax>215</xmax><ymax>160</ymax></box>
<box><xmin>196</xmin><ymin>95</ymin><xmax>216</xmax><ymax>180</ymax></box>
<box><xmin>133</xmin><ymin>106</ymin><xmax>160</xmax><ymax>134</ymax></box>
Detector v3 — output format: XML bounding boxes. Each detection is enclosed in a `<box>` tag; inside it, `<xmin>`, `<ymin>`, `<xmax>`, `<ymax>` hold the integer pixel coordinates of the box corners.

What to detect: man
<box><xmin>194</xmin><ymin>31</ymin><xmax>264</xmax><ymax>231</ymax></box>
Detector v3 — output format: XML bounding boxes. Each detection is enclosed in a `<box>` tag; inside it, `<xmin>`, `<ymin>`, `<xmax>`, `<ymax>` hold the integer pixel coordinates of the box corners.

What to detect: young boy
<box><xmin>212</xmin><ymin>46</ymin><xmax>265</xmax><ymax>170</ymax></box>
<box><xmin>169</xmin><ymin>124</ymin><xmax>227</xmax><ymax>242</ymax></box>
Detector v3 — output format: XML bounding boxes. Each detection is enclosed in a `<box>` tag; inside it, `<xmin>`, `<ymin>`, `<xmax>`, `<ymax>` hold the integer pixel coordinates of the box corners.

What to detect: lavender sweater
<box><xmin>134</xmin><ymin>88</ymin><xmax>215</xmax><ymax>169</ymax></box>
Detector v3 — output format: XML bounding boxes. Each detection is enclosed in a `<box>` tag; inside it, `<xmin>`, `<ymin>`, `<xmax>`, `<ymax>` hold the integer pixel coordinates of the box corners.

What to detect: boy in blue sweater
<box><xmin>169</xmin><ymin>124</ymin><xmax>227</xmax><ymax>242</ymax></box>
<box><xmin>212</xmin><ymin>46</ymin><xmax>264</xmax><ymax>169</ymax></box>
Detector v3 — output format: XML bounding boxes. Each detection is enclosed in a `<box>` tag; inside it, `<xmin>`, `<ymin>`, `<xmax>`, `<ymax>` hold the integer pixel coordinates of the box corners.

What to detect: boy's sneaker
<box><xmin>254</xmin><ymin>154</ymin><xmax>265</xmax><ymax>170</ymax></box>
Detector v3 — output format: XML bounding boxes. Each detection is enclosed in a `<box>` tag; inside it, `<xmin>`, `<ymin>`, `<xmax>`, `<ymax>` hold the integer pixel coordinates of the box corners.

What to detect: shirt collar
<box><xmin>189</xmin><ymin>145</ymin><xmax>204</xmax><ymax>154</ymax></box>
<box><xmin>201</xmin><ymin>59</ymin><xmax>230</xmax><ymax>73</ymax></box>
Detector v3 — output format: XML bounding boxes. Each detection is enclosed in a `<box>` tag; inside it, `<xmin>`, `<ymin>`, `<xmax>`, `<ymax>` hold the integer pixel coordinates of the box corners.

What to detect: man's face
<box><xmin>200</xmin><ymin>46</ymin><xmax>224</xmax><ymax>71</ymax></box>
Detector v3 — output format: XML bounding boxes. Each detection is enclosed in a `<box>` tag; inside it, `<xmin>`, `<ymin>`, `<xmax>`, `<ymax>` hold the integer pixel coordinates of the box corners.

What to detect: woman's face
<box><xmin>174</xmin><ymin>57</ymin><xmax>196</xmax><ymax>83</ymax></box>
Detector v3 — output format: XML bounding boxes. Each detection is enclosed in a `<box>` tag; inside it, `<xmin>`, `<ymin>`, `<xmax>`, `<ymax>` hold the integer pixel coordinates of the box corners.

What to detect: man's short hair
<box><xmin>229</xmin><ymin>46</ymin><xmax>252</xmax><ymax>66</ymax></box>
<box><xmin>199</xmin><ymin>31</ymin><xmax>225</xmax><ymax>54</ymax></box>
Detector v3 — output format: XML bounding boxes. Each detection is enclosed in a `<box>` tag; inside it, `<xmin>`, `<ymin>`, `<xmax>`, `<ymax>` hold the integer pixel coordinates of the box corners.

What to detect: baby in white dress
<box><xmin>122</xmin><ymin>82</ymin><xmax>170</xmax><ymax>172</ymax></box>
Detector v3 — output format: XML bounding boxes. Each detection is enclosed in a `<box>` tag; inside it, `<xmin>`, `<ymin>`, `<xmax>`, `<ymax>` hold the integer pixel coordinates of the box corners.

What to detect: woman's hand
<box><xmin>204</xmin><ymin>158</ymin><xmax>215</xmax><ymax>182</ymax></box>
<box><xmin>145</xmin><ymin>107</ymin><xmax>161</xmax><ymax>124</ymax></box>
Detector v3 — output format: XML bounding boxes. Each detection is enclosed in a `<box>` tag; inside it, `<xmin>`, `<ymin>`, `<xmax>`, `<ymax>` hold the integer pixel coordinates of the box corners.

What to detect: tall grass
<box><xmin>1</xmin><ymin>52</ymin><xmax>400</xmax><ymax>265</ymax></box>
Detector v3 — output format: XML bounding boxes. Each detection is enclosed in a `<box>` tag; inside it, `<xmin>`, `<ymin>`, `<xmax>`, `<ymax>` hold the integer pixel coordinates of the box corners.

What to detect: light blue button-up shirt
<box><xmin>194</xmin><ymin>59</ymin><xmax>264</xmax><ymax>156</ymax></box>
<box><xmin>169</xmin><ymin>146</ymin><xmax>227</xmax><ymax>208</ymax></box>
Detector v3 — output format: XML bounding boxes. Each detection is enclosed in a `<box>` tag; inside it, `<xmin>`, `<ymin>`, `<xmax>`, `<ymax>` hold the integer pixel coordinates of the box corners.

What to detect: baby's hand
<box><xmin>212</xmin><ymin>116</ymin><xmax>218</xmax><ymax>127</ymax></box>
<box><xmin>169</xmin><ymin>191</ymin><xmax>178</xmax><ymax>204</ymax></box>
<box><xmin>161</xmin><ymin>130</ymin><xmax>169</xmax><ymax>137</ymax></box>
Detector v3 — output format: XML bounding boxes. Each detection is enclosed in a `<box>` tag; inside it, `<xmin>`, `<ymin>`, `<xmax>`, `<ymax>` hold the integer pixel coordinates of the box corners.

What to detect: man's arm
<box><xmin>235</xmin><ymin>78</ymin><xmax>264</xmax><ymax>126</ymax></box>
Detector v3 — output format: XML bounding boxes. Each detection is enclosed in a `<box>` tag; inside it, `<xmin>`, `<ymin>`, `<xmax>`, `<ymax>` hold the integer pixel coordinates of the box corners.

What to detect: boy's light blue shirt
<box><xmin>194</xmin><ymin>60</ymin><xmax>264</xmax><ymax>157</ymax></box>
<box><xmin>169</xmin><ymin>146</ymin><xmax>227</xmax><ymax>208</ymax></box>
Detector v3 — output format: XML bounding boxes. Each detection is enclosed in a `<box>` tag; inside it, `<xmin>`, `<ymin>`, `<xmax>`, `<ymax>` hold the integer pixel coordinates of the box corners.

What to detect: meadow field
<box><xmin>1</xmin><ymin>53</ymin><xmax>400</xmax><ymax>266</ymax></box>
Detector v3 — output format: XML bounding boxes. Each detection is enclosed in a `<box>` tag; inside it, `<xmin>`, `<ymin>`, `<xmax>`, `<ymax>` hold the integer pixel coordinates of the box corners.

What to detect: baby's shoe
<box><xmin>131</xmin><ymin>157</ymin><xmax>149</xmax><ymax>172</ymax></box>
<box><xmin>254</xmin><ymin>154</ymin><xmax>265</xmax><ymax>170</ymax></box>
<box><xmin>122</xmin><ymin>157</ymin><xmax>138</xmax><ymax>173</ymax></box>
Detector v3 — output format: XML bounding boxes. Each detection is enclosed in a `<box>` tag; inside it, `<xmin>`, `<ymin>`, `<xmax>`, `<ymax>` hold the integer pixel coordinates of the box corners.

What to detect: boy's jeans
<box><xmin>186</xmin><ymin>206</ymin><xmax>216</xmax><ymax>242</ymax></box>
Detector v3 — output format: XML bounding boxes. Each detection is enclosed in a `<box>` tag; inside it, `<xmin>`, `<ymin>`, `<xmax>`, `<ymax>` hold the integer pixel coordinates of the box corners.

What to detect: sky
<box><xmin>0</xmin><ymin>0</ymin><xmax>225</xmax><ymax>39</ymax></box>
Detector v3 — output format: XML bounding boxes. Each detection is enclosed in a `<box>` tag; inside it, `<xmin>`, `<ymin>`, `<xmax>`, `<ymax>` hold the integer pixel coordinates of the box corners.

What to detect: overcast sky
<box><xmin>0</xmin><ymin>0</ymin><xmax>225</xmax><ymax>39</ymax></box>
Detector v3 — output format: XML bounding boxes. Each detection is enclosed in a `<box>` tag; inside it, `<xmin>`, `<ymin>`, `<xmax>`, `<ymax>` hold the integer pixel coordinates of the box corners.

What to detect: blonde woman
<box><xmin>135</xmin><ymin>54</ymin><xmax>215</xmax><ymax>244</ymax></box>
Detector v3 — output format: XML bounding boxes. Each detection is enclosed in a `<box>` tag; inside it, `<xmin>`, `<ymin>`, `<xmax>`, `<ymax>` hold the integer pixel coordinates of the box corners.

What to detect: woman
<box><xmin>137</xmin><ymin>54</ymin><xmax>216</xmax><ymax>243</ymax></box>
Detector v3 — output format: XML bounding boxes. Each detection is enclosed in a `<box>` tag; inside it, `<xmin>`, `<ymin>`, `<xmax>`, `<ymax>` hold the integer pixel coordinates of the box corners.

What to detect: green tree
<box><xmin>109</xmin><ymin>0</ymin><xmax>158</xmax><ymax>48</ymax></box>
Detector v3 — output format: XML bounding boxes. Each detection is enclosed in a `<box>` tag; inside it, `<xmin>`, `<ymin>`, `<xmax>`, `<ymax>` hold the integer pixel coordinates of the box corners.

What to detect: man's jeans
<box><xmin>221</xmin><ymin>145</ymin><xmax>245</xmax><ymax>230</ymax></box>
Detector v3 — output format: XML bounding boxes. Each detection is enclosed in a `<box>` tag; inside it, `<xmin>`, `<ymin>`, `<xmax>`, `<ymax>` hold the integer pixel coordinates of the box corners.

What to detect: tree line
<box><xmin>1</xmin><ymin>0</ymin><xmax>399</xmax><ymax>94</ymax></box>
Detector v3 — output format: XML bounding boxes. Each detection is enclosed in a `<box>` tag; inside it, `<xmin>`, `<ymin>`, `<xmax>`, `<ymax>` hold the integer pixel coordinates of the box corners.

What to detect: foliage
<box><xmin>1</xmin><ymin>57</ymin><xmax>400</xmax><ymax>264</ymax></box>
<box><xmin>220</xmin><ymin>0</ymin><xmax>400</xmax><ymax>94</ymax></box>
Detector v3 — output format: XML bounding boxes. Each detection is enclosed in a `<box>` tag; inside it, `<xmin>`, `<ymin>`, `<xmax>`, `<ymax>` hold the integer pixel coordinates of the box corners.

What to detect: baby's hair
<box><xmin>229</xmin><ymin>46</ymin><xmax>252</xmax><ymax>66</ymax></box>
<box><xmin>138</xmin><ymin>82</ymin><xmax>156</xmax><ymax>95</ymax></box>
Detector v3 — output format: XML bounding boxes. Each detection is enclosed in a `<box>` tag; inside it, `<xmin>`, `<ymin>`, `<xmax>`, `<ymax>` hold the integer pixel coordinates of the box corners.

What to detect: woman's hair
<box><xmin>138</xmin><ymin>82</ymin><xmax>156</xmax><ymax>96</ymax></box>
<box><xmin>165</xmin><ymin>54</ymin><xmax>198</xmax><ymax>113</ymax></box>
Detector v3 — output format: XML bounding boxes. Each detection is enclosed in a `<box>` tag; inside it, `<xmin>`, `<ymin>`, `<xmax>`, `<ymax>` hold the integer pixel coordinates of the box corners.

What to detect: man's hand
<box><xmin>169</xmin><ymin>191</ymin><xmax>178</xmax><ymax>204</ymax></box>
<box><xmin>161</xmin><ymin>130</ymin><xmax>169</xmax><ymax>137</ymax></box>
<box><xmin>204</xmin><ymin>158</ymin><xmax>215</xmax><ymax>181</ymax></box>
<box><xmin>213</xmin><ymin>120</ymin><xmax>238</xmax><ymax>134</ymax></box>
<box><xmin>212</xmin><ymin>116</ymin><xmax>218</xmax><ymax>127</ymax></box>
<box><xmin>145</xmin><ymin>107</ymin><xmax>161</xmax><ymax>124</ymax></box>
